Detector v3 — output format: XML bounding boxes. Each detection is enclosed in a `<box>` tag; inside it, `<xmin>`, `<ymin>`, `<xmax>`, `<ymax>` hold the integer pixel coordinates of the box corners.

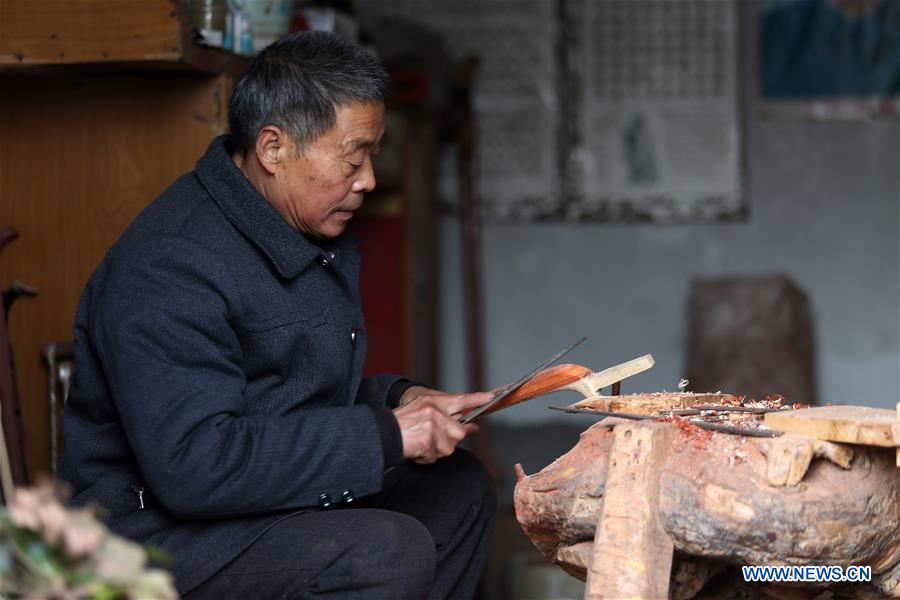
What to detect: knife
<box><xmin>459</xmin><ymin>337</ymin><xmax>587</xmax><ymax>424</ymax></box>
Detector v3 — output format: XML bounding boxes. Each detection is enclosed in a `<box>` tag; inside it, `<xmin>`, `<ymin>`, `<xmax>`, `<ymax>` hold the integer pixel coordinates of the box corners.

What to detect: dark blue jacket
<box><xmin>61</xmin><ymin>136</ymin><xmax>407</xmax><ymax>593</ymax></box>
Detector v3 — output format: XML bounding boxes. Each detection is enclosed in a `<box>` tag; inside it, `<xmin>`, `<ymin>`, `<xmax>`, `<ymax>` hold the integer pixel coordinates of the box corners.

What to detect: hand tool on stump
<box><xmin>462</xmin><ymin>352</ymin><xmax>654</xmax><ymax>422</ymax></box>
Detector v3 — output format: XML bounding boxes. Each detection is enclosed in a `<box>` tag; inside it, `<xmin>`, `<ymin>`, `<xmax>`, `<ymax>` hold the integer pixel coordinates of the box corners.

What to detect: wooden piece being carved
<box><xmin>571</xmin><ymin>392</ymin><xmax>742</xmax><ymax>415</ymax></box>
<box><xmin>480</xmin><ymin>364</ymin><xmax>592</xmax><ymax>417</ymax></box>
<box><xmin>514</xmin><ymin>419</ymin><xmax>900</xmax><ymax>598</ymax></box>
<box><xmin>480</xmin><ymin>355</ymin><xmax>656</xmax><ymax>417</ymax></box>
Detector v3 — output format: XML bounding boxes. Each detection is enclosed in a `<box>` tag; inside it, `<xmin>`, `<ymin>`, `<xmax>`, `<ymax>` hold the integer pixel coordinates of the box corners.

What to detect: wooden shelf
<box><xmin>0</xmin><ymin>0</ymin><xmax>249</xmax><ymax>77</ymax></box>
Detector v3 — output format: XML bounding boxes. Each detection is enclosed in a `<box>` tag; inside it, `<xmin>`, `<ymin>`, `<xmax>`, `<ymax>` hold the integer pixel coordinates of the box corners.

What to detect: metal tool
<box><xmin>459</xmin><ymin>337</ymin><xmax>587</xmax><ymax>424</ymax></box>
<box><xmin>548</xmin><ymin>405</ymin><xmax>784</xmax><ymax>437</ymax></box>
<box><xmin>549</xmin><ymin>405</ymin><xmax>654</xmax><ymax>420</ymax></box>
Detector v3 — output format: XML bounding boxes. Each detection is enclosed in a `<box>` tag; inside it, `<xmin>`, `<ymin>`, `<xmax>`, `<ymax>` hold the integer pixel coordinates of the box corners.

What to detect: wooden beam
<box><xmin>585</xmin><ymin>421</ymin><xmax>675</xmax><ymax>599</ymax></box>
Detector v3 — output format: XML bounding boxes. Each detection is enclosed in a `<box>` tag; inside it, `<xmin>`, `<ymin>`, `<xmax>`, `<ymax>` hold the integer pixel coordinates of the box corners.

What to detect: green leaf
<box><xmin>143</xmin><ymin>545</ymin><xmax>173</xmax><ymax>567</ymax></box>
<box><xmin>67</xmin><ymin>566</ymin><xmax>98</xmax><ymax>586</ymax></box>
<box><xmin>88</xmin><ymin>582</ymin><xmax>126</xmax><ymax>600</ymax></box>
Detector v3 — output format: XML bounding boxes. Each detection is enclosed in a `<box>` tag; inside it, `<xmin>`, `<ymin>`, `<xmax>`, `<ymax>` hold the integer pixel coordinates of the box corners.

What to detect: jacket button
<box><xmin>318</xmin><ymin>493</ymin><xmax>333</xmax><ymax>508</ymax></box>
<box><xmin>342</xmin><ymin>489</ymin><xmax>355</xmax><ymax>503</ymax></box>
<box><xmin>350</xmin><ymin>328</ymin><xmax>358</xmax><ymax>342</ymax></box>
<box><xmin>318</xmin><ymin>256</ymin><xmax>330</xmax><ymax>268</ymax></box>
<box><xmin>326</xmin><ymin>251</ymin><xmax>336</xmax><ymax>261</ymax></box>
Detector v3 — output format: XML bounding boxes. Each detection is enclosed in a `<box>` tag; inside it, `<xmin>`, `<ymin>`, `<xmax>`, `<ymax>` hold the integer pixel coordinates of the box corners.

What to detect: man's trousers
<box><xmin>184</xmin><ymin>449</ymin><xmax>497</xmax><ymax>599</ymax></box>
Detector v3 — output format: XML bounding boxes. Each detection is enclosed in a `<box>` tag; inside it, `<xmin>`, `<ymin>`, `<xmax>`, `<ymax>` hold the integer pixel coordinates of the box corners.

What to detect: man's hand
<box><xmin>393</xmin><ymin>387</ymin><xmax>491</xmax><ymax>464</ymax></box>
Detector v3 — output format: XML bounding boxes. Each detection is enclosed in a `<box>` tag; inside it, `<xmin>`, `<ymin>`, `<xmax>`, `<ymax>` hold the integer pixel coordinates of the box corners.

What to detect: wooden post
<box><xmin>585</xmin><ymin>421</ymin><xmax>675</xmax><ymax>599</ymax></box>
<box><xmin>0</xmin><ymin>396</ymin><xmax>13</xmax><ymax>504</ymax></box>
<box><xmin>895</xmin><ymin>402</ymin><xmax>899</xmax><ymax>468</ymax></box>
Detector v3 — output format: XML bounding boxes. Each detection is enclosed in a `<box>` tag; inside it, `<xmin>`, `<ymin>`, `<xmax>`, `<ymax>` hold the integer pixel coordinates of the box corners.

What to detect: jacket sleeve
<box><xmin>353</xmin><ymin>370</ymin><xmax>422</xmax><ymax>469</ymax></box>
<box><xmin>90</xmin><ymin>234</ymin><xmax>387</xmax><ymax>518</ymax></box>
<box><xmin>355</xmin><ymin>376</ymin><xmax>418</xmax><ymax>409</ymax></box>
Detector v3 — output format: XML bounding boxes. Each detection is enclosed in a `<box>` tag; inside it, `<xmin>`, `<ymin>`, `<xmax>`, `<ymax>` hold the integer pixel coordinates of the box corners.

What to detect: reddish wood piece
<box><xmin>477</xmin><ymin>363</ymin><xmax>592</xmax><ymax>417</ymax></box>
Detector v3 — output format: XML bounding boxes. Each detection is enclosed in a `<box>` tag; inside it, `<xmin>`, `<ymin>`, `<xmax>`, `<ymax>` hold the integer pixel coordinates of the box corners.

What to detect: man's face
<box><xmin>270</xmin><ymin>102</ymin><xmax>385</xmax><ymax>239</ymax></box>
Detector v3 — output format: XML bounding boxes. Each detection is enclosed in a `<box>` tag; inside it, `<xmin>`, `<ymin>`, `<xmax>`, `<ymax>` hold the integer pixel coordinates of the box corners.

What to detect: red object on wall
<box><xmin>353</xmin><ymin>215</ymin><xmax>407</xmax><ymax>376</ymax></box>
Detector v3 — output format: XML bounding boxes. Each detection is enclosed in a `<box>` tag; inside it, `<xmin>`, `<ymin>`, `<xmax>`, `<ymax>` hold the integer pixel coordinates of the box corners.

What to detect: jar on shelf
<box><xmin>244</xmin><ymin>0</ymin><xmax>293</xmax><ymax>53</ymax></box>
<box><xmin>191</xmin><ymin>0</ymin><xmax>227</xmax><ymax>48</ymax></box>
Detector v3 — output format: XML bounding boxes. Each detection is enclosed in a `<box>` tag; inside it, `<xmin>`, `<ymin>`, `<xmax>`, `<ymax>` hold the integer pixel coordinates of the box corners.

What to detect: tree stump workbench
<box><xmin>514</xmin><ymin>407</ymin><xmax>900</xmax><ymax>599</ymax></box>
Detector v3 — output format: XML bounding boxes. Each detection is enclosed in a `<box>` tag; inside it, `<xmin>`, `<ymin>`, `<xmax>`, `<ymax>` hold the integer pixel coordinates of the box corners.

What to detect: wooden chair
<box><xmin>42</xmin><ymin>341</ymin><xmax>74</xmax><ymax>475</ymax></box>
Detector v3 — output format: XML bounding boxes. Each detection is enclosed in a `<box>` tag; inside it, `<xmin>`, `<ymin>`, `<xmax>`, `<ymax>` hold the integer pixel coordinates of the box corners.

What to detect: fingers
<box><xmin>443</xmin><ymin>391</ymin><xmax>493</xmax><ymax>416</ymax></box>
<box><xmin>393</xmin><ymin>390</ymin><xmax>491</xmax><ymax>465</ymax></box>
<box><xmin>397</xmin><ymin>385</ymin><xmax>432</xmax><ymax>407</ymax></box>
<box><xmin>400</xmin><ymin>387</ymin><xmax>493</xmax><ymax>415</ymax></box>
<box><xmin>395</xmin><ymin>401</ymin><xmax>473</xmax><ymax>464</ymax></box>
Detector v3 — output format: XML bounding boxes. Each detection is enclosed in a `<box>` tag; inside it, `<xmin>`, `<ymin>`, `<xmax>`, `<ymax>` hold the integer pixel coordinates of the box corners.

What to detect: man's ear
<box><xmin>254</xmin><ymin>125</ymin><xmax>286</xmax><ymax>175</ymax></box>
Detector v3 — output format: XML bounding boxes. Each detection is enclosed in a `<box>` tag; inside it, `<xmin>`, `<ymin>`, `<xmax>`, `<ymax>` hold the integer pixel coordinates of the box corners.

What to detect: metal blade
<box><xmin>459</xmin><ymin>336</ymin><xmax>587</xmax><ymax>424</ymax></box>
<box><xmin>548</xmin><ymin>405</ymin><xmax>653</xmax><ymax>420</ymax></box>
<box><xmin>548</xmin><ymin>406</ymin><xmax>783</xmax><ymax>437</ymax></box>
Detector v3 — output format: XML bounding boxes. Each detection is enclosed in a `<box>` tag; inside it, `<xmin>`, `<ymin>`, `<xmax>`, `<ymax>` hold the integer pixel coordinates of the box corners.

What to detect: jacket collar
<box><xmin>195</xmin><ymin>136</ymin><xmax>355</xmax><ymax>279</ymax></box>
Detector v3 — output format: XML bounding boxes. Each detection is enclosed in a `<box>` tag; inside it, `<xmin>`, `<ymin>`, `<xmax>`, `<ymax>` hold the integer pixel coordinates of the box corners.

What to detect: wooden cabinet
<box><xmin>0</xmin><ymin>0</ymin><xmax>247</xmax><ymax>476</ymax></box>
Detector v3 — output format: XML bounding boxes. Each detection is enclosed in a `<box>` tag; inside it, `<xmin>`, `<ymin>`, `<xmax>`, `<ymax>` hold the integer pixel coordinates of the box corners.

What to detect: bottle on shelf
<box><xmin>224</xmin><ymin>0</ymin><xmax>253</xmax><ymax>55</ymax></box>
<box><xmin>191</xmin><ymin>0</ymin><xmax>227</xmax><ymax>48</ymax></box>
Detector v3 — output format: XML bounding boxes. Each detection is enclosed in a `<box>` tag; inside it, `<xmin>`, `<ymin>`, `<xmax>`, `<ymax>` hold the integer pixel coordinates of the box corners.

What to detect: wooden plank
<box><xmin>764</xmin><ymin>405</ymin><xmax>897</xmax><ymax>447</ymax></box>
<box><xmin>0</xmin><ymin>0</ymin><xmax>183</xmax><ymax>65</ymax></box>
<box><xmin>585</xmin><ymin>421</ymin><xmax>675</xmax><ymax>599</ymax></box>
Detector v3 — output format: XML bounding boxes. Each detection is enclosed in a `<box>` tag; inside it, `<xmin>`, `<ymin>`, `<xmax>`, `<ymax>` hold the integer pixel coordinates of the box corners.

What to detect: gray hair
<box><xmin>228</xmin><ymin>30</ymin><xmax>388</xmax><ymax>154</ymax></box>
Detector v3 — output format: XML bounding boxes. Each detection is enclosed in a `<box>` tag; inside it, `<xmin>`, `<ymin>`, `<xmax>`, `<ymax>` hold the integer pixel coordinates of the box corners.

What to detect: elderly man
<box><xmin>61</xmin><ymin>31</ymin><xmax>496</xmax><ymax>599</ymax></box>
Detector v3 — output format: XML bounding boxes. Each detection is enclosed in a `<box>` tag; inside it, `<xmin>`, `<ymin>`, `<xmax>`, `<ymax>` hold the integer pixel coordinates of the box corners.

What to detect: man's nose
<box><xmin>351</xmin><ymin>157</ymin><xmax>376</xmax><ymax>193</ymax></box>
